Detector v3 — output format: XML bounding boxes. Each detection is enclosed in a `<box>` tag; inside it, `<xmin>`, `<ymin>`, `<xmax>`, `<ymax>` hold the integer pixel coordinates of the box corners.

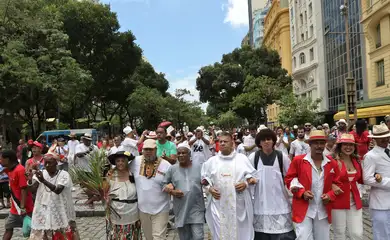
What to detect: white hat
<box><xmin>196</xmin><ymin>126</ymin><xmax>204</xmax><ymax>132</ymax></box>
<box><xmin>123</xmin><ymin>126</ymin><xmax>133</xmax><ymax>135</ymax></box>
<box><xmin>175</xmin><ymin>133</ymin><xmax>181</xmax><ymax>137</ymax></box>
<box><xmin>293</xmin><ymin>125</ymin><xmax>298</xmax><ymax>129</ymax></box>
<box><xmin>177</xmin><ymin>142</ymin><xmax>191</xmax><ymax>151</ymax></box>
<box><xmin>216</xmin><ymin>130</ymin><xmax>223</xmax><ymax>136</ymax></box>
<box><xmin>146</xmin><ymin>131</ymin><xmax>157</xmax><ymax>139</ymax></box>
<box><xmin>368</xmin><ymin>123</ymin><xmax>390</xmax><ymax>138</ymax></box>
<box><xmin>337</xmin><ymin>119</ymin><xmax>347</xmax><ymax>125</ymax></box>
<box><xmin>82</xmin><ymin>133</ymin><xmax>92</xmax><ymax>140</ymax></box>
<box><xmin>258</xmin><ymin>125</ymin><xmax>267</xmax><ymax>132</ymax></box>
<box><xmin>187</xmin><ymin>132</ymin><xmax>194</xmax><ymax>137</ymax></box>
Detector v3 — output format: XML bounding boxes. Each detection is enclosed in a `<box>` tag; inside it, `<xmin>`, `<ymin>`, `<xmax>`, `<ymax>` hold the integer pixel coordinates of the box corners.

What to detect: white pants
<box><xmin>139</xmin><ymin>211</ymin><xmax>169</xmax><ymax>240</ymax></box>
<box><xmin>332</xmin><ymin>206</ymin><xmax>363</xmax><ymax>240</ymax></box>
<box><xmin>371</xmin><ymin>209</ymin><xmax>390</xmax><ymax>240</ymax></box>
<box><xmin>295</xmin><ymin>215</ymin><xmax>330</xmax><ymax>240</ymax></box>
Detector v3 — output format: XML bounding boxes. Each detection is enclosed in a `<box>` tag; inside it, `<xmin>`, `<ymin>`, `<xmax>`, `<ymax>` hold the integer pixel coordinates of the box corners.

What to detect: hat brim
<box><xmin>368</xmin><ymin>133</ymin><xmax>390</xmax><ymax>138</ymax></box>
<box><xmin>81</xmin><ymin>136</ymin><xmax>92</xmax><ymax>141</ymax></box>
<box><xmin>108</xmin><ymin>152</ymin><xmax>135</xmax><ymax>165</ymax></box>
<box><xmin>305</xmin><ymin>138</ymin><xmax>327</xmax><ymax>143</ymax></box>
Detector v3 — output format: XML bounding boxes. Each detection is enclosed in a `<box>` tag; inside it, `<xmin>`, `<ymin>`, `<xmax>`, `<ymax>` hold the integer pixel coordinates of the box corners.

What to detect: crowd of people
<box><xmin>0</xmin><ymin>115</ymin><xmax>389</xmax><ymax>240</ymax></box>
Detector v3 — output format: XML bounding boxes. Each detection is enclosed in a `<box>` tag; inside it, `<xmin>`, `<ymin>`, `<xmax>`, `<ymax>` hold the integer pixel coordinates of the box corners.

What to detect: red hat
<box><xmin>27</xmin><ymin>139</ymin><xmax>34</xmax><ymax>145</ymax></box>
<box><xmin>337</xmin><ymin>134</ymin><xmax>357</xmax><ymax>144</ymax></box>
<box><xmin>32</xmin><ymin>141</ymin><xmax>43</xmax><ymax>149</ymax></box>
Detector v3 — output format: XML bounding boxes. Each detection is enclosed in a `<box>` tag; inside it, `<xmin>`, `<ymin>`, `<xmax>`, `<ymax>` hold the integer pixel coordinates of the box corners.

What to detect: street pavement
<box><xmin>0</xmin><ymin>207</ymin><xmax>373</xmax><ymax>240</ymax></box>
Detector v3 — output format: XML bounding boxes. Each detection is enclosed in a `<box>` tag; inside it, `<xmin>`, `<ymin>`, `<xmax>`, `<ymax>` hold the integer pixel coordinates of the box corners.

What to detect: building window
<box><xmin>310</xmin><ymin>48</ymin><xmax>314</xmax><ymax>60</ymax></box>
<box><xmin>305</xmin><ymin>11</ymin><xmax>307</xmax><ymax>23</ymax></box>
<box><xmin>293</xmin><ymin>57</ymin><xmax>296</xmax><ymax>68</ymax></box>
<box><xmin>310</xmin><ymin>25</ymin><xmax>313</xmax><ymax>38</ymax></box>
<box><xmin>377</xmin><ymin>60</ymin><xmax>385</xmax><ymax>86</ymax></box>
<box><xmin>308</xmin><ymin>2</ymin><xmax>312</xmax><ymax>16</ymax></box>
<box><xmin>300</xmin><ymin>14</ymin><xmax>303</xmax><ymax>25</ymax></box>
<box><xmin>376</xmin><ymin>24</ymin><xmax>381</xmax><ymax>48</ymax></box>
<box><xmin>301</xmin><ymin>33</ymin><xmax>304</xmax><ymax>41</ymax></box>
<box><xmin>300</xmin><ymin>53</ymin><xmax>306</xmax><ymax>64</ymax></box>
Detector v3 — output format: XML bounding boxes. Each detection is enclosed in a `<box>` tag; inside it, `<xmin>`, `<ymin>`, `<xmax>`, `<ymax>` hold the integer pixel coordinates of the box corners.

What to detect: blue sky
<box><xmin>100</xmin><ymin>0</ymin><xmax>249</xmax><ymax>108</ymax></box>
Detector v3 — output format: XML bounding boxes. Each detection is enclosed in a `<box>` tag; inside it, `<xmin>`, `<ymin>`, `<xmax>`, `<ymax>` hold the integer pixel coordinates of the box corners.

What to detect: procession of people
<box><xmin>0</xmin><ymin>116</ymin><xmax>390</xmax><ymax>240</ymax></box>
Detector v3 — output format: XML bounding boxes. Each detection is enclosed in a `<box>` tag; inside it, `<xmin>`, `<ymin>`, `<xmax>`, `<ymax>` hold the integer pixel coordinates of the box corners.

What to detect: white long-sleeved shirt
<box><xmin>363</xmin><ymin>145</ymin><xmax>390</xmax><ymax>210</ymax></box>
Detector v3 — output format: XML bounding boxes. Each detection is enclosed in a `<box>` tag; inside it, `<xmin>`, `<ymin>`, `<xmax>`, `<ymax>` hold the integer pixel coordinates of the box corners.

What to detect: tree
<box><xmin>196</xmin><ymin>46</ymin><xmax>291</xmax><ymax>119</ymax></box>
<box><xmin>278</xmin><ymin>93</ymin><xmax>323</xmax><ymax>127</ymax></box>
<box><xmin>216</xmin><ymin>110</ymin><xmax>243</xmax><ymax>131</ymax></box>
<box><xmin>0</xmin><ymin>0</ymin><xmax>92</xmax><ymax>137</ymax></box>
<box><xmin>231</xmin><ymin>75</ymin><xmax>291</xmax><ymax>124</ymax></box>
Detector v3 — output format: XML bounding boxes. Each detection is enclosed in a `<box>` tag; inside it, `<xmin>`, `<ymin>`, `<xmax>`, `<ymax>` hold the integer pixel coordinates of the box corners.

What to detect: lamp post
<box><xmin>340</xmin><ymin>1</ymin><xmax>357</xmax><ymax>124</ymax></box>
<box><xmin>248</xmin><ymin>0</ymin><xmax>254</xmax><ymax>47</ymax></box>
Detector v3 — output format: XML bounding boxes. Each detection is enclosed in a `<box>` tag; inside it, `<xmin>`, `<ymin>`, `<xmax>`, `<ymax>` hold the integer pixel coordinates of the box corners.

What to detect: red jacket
<box><xmin>285</xmin><ymin>154</ymin><xmax>342</xmax><ymax>224</ymax></box>
<box><xmin>350</xmin><ymin>131</ymin><xmax>370</xmax><ymax>160</ymax></box>
<box><xmin>332</xmin><ymin>158</ymin><xmax>363</xmax><ymax>210</ymax></box>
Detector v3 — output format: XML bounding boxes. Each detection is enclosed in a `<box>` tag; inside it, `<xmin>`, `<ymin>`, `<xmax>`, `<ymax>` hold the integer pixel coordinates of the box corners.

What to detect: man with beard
<box><xmin>162</xmin><ymin>143</ymin><xmax>205</xmax><ymax>240</ymax></box>
<box><xmin>285</xmin><ymin>130</ymin><xmax>342</xmax><ymax>240</ymax></box>
<box><xmin>289</xmin><ymin>126</ymin><xmax>310</xmax><ymax>160</ymax></box>
<box><xmin>201</xmin><ymin>132</ymin><xmax>257</xmax><ymax>240</ymax></box>
<box><xmin>130</xmin><ymin>139</ymin><xmax>171</xmax><ymax>240</ymax></box>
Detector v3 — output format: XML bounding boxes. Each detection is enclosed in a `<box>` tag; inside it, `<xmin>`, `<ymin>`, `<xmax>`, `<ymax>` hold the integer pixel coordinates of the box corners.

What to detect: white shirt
<box><xmin>75</xmin><ymin>144</ymin><xmax>98</xmax><ymax>172</ymax></box>
<box><xmin>67</xmin><ymin>140</ymin><xmax>79</xmax><ymax>155</ymax></box>
<box><xmin>289</xmin><ymin>139</ymin><xmax>310</xmax><ymax>157</ymax></box>
<box><xmin>55</xmin><ymin>145</ymin><xmax>68</xmax><ymax>166</ymax></box>
<box><xmin>275</xmin><ymin>136</ymin><xmax>289</xmax><ymax>155</ymax></box>
<box><xmin>243</xmin><ymin>135</ymin><xmax>257</xmax><ymax>156</ymax></box>
<box><xmin>121</xmin><ymin>137</ymin><xmax>139</xmax><ymax>157</ymax></box>
<box><xmin>130</xmin><ymin>156</ymin><xmax>171</xmax><ymax>215</ymax></box>
<box><xmin>363</xmin><ymin>146</ymin><xmax>390</xmax><ymax>210</ymax></box>
<box><xmin>236</xmin><ymin>143</ymin><xmax>246</xmax><ymax>155</ymax></box>
<box><xmin>304</xmin><ymin>154</ymin><xmax>329</xmax><ymax>220</ymax></box>
<box><xmin>190</xmin><ymin>136</ymin><xmax>211</xmax><ymax>165</ymax></box>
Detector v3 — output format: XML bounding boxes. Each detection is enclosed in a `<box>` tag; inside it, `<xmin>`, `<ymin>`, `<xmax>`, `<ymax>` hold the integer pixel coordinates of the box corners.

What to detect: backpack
<box><xmin>254</xmin><ymin>150</ymin><xmax>284</xmax><ymax>179</ymax></box>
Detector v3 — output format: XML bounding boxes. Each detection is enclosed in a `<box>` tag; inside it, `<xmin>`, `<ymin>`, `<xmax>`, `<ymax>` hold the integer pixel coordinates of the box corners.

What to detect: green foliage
<box><xmin>278</xmin><ymin>93</ymin><xmax>323</xmax><ymax>127</ymax></box>
<box><xmin>196</xmin><ymin>46</ymin><xmax>291</xmax><ymax>124</ymax></box>
<box><xmin>216</xmin><ymin>110</ymin><xmax>243</xmax><ymax>131</ymax></box>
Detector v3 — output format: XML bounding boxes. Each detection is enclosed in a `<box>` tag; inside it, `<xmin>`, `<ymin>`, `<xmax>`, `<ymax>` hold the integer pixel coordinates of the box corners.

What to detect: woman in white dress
<box><xmin>27</xmin><ymin>153</ymin><xmax>77</xmax><ymax>239</ymax></box>
<box><xmin>106</xmin><ymin>151</ymin><xmax>141</xmax><ymax>240</ymax></box>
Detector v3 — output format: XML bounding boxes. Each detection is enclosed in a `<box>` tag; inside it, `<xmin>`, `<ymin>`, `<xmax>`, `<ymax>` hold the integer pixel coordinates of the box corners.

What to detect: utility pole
<box><xmin>340</xmin><ymin>1</ymin><xmax>357</xmax><ymax>124</ymax></box>
<box><xmin>248</xmin><ymin>0</ymin><xmax>254</xmax><ymax>47</ymax></box>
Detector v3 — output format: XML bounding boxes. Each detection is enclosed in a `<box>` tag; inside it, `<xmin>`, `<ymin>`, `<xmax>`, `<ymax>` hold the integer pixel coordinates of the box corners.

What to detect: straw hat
<box><xmin>146</xmin><ymin>131</ymin><xmax>157</xmax><ymax>139</ymax></box>
<box><xmin>337</xmin><ymin>134</ymin><xmax>357</xmax><ymax>144</ymax></box>
<box><xmin>368</xmin><ymin>123</ymin><xmax>390</xmax><ymax>138</ymax></box>
<box><xmin>81</xmin><ymin>133</ymin><xmax>92</xmax><ymax>141</ymax></box>
<box><xmin>307</xmin><ymin>130</ymin><xmax>327</xmax><ymax>142</ymax></box>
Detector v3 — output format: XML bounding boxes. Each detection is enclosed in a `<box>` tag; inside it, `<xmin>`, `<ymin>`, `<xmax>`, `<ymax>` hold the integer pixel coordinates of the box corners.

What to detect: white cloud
<box><xmin>223</xmin><ymin>0</ymin><xmax>249</xmax><ymax>28</ymax></box>
<box><xmin>168</xmin><ymin>74</ymin><xmax>208</xmax><ymax>111</ymax></box>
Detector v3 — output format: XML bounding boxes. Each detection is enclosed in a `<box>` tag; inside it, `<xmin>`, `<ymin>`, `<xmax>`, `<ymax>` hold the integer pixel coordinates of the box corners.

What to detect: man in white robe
<box><xmin>201</xmin><ymin>131</ymin><xmax>257</xmax><ymax>240</ymax></box>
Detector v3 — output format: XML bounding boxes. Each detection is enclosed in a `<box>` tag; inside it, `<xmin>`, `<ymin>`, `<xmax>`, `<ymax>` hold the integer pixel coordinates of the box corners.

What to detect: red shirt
<box><xmin>5</xmin><ymin>164</ymin><xmax>34</xmax><ymax>214</ymax></box>
<box><xmin>350</xmin><ymin>131</ymin><xmax>370</xmax><ymax>160</ymax></box>
<box><xmin>332</xmin><ymin>158</ymin><xmax>363</xmax><ymax>210</ymax></box>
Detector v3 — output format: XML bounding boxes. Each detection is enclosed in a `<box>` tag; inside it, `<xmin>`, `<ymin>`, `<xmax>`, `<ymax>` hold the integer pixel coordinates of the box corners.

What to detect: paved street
<box><xmin>0</xmin><ymin>208</ymin><xmax>373</xmax><ymax>240</ymax></box>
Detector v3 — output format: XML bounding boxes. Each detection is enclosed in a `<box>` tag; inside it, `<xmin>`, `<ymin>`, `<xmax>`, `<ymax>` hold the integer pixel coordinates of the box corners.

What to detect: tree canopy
<box><xmin>0</xmin><ymin>0</ymin><xmax>207</xmax><ymax>142</ymax></box>
<box><xmin>278</xmin><ymin>93</ymin><xmax>323</xmax><ymax>127</ymax></box>
<box><xmin>196</xmin><ymin>45</ymin><xmax>292</xmax><ymax>124</ymax></box>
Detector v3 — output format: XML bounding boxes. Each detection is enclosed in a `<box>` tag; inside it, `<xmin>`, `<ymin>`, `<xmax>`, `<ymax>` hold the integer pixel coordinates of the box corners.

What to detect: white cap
<box><xmin>123</xmin><ymin>126</ymin><xmax>133</xmax><ymax>135</ymax></box>
<box><xmin>338</xmin><ymin>119</ymin><xmax>347</xmax><ymax>125</ymax></box>
<box><xmin>177</xmin><ymin>142</ymin><xmax>191</xmax><ymax>151</ymax></box>
<box><xmin>175</xmin><ymin>133</ymin><xmax>181</xmax><ymax>137</ymax></box>
<box><xmin>258</xmin><ymin>125</ymin><xmax>267</xmax><ymax>131</ymax></box>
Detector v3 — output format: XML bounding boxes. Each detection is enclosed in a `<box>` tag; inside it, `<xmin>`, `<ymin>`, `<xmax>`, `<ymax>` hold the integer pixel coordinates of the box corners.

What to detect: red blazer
<box><xmin>285</xmin><ymin>154</ymin><xmax>342</xmax><ymax>224</ymax></box>
<box><xmin>332</xmin><ymin>157</ymin><xmax>363</xmax><ymax>210</ymax></box>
